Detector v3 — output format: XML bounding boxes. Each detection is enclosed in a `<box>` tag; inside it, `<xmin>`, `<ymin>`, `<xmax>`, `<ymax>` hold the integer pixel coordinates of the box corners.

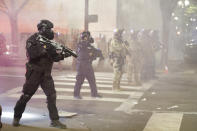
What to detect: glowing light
<box><xmin>174</xmin><ymin>17</ymin><xmax>179</xmax><ymax>20</ymax></box>
<box><xmin>172</xmin><ymin>13</ymin><xmax>175</xmax><ymax>16</ymax></box>
<box><xmin>196</xmin><ymin>27</ymin><xmax>197</xmax><ymax>30</ymax></box>
<box><xmin>5</xmin><ymin>51</ymin><xmax>10</xmax><ymax>55</ymax></box>
<box><xmin>178</xmin><ymin>1</ymin><xmax>183</xmax><ymax>6</ymax></box>
<box><xmin>2</xmin><ymin>112</ymin><xmax>41</xmax><ymax>119</ymax></box>
<box><xmin>185</xmin><ymin>0</ymin><xmax>190</xmax><ymax>6</ymax></box>
<box><xmin>113</xmin><ymin>28</ymin><xmax>118</xmax><ymax>33</ymax></box>
<box><xmin>177</xmin><ymin>31</ymin><xmax>181</xmax><ymax>35</ymax></box>
<box><xmin>176</xmin><ymin>26</ymin><xmax>178</xmax><ymax>30</ymax></box>
<box><xmin>186</xmin><ymin>23</ymin><xmax>189</xmax><ymax>26</ymax></box>
<box><xmin>190</xmin><ymin>18</ymin><xmax>196</xmax><ymax>21</ymax></box>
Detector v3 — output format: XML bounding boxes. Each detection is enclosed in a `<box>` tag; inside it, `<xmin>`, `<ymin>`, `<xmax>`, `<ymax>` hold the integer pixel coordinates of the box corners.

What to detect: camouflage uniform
<box><xmin>149</xmin><ymin>30</ymin><xmax>161</xmax><ymax>78</ymax></box>
<box><xmin>109</xmin><ymin>37</ymin><xmax>128</xmax><ymax>90</ymax></box>
<box><xmin>140</xmin><ymin>31</ymin><xmax>153</xmax><ymax>81</ymax></box>
<box><xmin>127</xmin><ymin>38</ymin><xmax>144</xmax><ymax>85</ymax></box>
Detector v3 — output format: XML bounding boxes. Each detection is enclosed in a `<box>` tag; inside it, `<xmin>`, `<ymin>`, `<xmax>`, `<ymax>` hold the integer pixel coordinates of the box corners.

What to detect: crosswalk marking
<box><xmin>65</xmin><ymin>75</ymin><xmax>128</xmax><ymax>81</ymax></box>
<box><xmin>54</xmin><ymin>81</ymin><xmax>147</xmax><ymax>90</ymax></box>
<box><xmin>143</xmin><ymin>113</ymin><xmax>183</xmax><ymax>131</ymax></box>
<box><xmin>53</xmin><ymin>77</ymin><xmax>128</xmax><ymax>84</ymax></box>
<box><xmin>38</xmin><ymin>88</ymin><xmax>143</xmax><ymax>96</ymax></box>
<box><xmin>66</xmin><ymin>76</ymin><xmax>128</xmax><ymax>81</ymax></box>
<box><xmin>1</xmin><ymin>72</ymin><xmax>152</xmax><ymax>103</ymax></box>
<box><xmin>2</xmin><ymin>73</ymin><xmax>197</xmax><ymax>131</ymax></box>
<box><xmin>8</xmin><ymin>94</ymin><xmax>131</xmax><ymax>103</ymax></box>
<box><xmin>115</xmin><ymin>81</ymin><xmax>154</xmax><ymax>113</ymax></box>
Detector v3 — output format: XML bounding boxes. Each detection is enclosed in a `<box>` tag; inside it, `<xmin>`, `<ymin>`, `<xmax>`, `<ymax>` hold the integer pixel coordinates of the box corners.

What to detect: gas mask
<box><xmin>37</xmin><ymin>20</ymin><xmax>54</xmax><ymax>40</ymax></box>
<box><xmin>39</xmin><ymin>27</ymin><xmax>54</xmax><ymax>40</ymax></box>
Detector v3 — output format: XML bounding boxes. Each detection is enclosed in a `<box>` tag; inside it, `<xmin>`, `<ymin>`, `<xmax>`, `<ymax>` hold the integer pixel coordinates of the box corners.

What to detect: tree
<box><xmin>0</xmin><ymin>0</ymin><xmax>30</xmax><ymax>50</ymax></box>
<box><xmin>160</xmin><ymin>0</ymin><xmax>179</xmax><ymax>67</ymax></box>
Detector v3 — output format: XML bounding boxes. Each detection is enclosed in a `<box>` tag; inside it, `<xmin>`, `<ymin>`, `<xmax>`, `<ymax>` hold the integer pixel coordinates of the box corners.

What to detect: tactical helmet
<box><xmin>113</xmin><ymin>29</ymin><xmax>124</xmax><ymax>41</ymax></box>
<box><xmin>130</xmin><ymin>30</ymin><xmax>138</xmax><ymax>40</ymax></box>
<box><xmin>114</xmin><ymin>29</ymin><xmax>124</xmax><ymax>36</ymax></box>
<box><xmin>81</xmin><ymin>31</ymin><xmax>90</xmax><ymax>39</ymax></box>
<box><xmin>37</xmin><ymin>20</ymin><xmax>54</xmax><ymax>40</ymax></box>
<box><xmin>37</xmin><ymin>20</ymin><xmax>54</xmax><ymax>31</ymax></box>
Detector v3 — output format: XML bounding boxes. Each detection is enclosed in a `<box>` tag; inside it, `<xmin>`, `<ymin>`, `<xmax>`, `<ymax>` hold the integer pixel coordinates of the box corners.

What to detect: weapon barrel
<box><xmin>63</xmin><ymin>47</ymin><xmax>78</xmax><ymax>58</ymax></box>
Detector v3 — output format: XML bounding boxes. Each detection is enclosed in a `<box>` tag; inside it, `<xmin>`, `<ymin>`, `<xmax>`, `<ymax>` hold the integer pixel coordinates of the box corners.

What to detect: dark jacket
<box><xmin>76</xmin><ymin>40</ymin><xmax>93</xmax><ymax>63</ymax></box>
<box><xmin>26</xmin><ymin>33</ymin><xmax>63</xmax><ymax>71</ymax></box>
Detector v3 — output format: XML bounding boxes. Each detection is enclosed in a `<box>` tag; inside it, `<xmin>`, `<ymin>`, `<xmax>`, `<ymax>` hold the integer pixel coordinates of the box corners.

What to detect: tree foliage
<box><xmin>0</xmin><ymin>0</ymin><xmax>30</xmax><ymax>48</ymax></box>
<box><xmin>0</xmin><ymin>0</ymin><xmax>30</xmax><ymax>15</ymax></box>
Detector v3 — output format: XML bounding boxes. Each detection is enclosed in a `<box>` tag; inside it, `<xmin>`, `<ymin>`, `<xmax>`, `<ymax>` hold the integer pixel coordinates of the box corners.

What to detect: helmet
<box><xmin>130</xmin><ymin>30</ymin><xmax>138</xmax><ymax>40</ymax></box>
<box><xmin>114</xmin><ymin>29</ymin><xmax>124</xmax><ymax>36</ymax></box>
<box><xmin>37</xmin><ymin>20</ymin><xmax>54</xmax><ymax>40</ymax></box>
<box><xmin>37</xmin><ymin>20</ymin><xmax>53</xmax><ymax>31</ymax></box>
<box><xmin>113</xmin><ymin>29</ymin><xmax>124</xmax><ymax>40</ymax></box>
<box><xmin>80</xmin><ymin>31</ymin><xmax>94</xmax><ymax>43</ymax></box>
<box><xmin>81</xmin><ymin>31</ymin><xmax>90</xmax><ymax>39</ymax></box>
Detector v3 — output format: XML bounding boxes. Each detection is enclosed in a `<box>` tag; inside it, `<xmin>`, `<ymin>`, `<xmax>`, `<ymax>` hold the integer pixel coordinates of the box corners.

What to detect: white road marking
<box><xmin>38</xmin><ymin>87</ymin><xmax>143</xmax><ymax>96</ymax></box>
<box><xmin>115</xmin><ymin>82</ymin><xmax>154</xmax><ymax>113</ymax></box>
<box><xmin>0</xmin><ymin>72</ymin><xmax>150</xmax><ymax>105</ymax></box>
<box><xmin>143</xmin><ymin>113</ymin><xmax>183</xmax><ymax>131</ymax></box>
<box><xmin>0</xmin><ymin>87</ymin><xmax>22</xmax><ymax>97</ymax></box>
<box><xmin>66</xmin><ymin>75</ymin><xmax>128</xmax><ymax>81</ymax></box>
<box><xmin>0</xmin><ymin>74</ymin><xmax>24</xmax><ymax>78</ymax></box>
<box><xmin>54</xmin><ymin>81</ymin><xmax>146</xmax><ymax>90</ymax></box>
<box><xmin>53</xmin><ymin>77</ymin><xmax>128</xmax><ymax>84</ymax></box>
<box><xmin>9</xmin><ymin>94</ymin><xmax>131</xmax><ymax>103</ymax></box>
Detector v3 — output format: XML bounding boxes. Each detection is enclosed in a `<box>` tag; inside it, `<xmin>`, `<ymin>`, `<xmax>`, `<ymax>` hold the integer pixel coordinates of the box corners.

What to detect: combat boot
<box><xmin>50</xmin><ymin>120</ymin><xmax>67</xmax><ymax>129</ymax></box>
<box><xmin>12</xmin><ymin>118</ymin><xmax>20</xmax><ymax>127</ymax></box>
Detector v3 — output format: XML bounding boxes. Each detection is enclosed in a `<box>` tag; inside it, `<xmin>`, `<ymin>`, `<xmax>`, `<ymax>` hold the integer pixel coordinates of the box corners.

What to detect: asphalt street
<box><xmin>0</xmin><ymin>63</ymin><xmax>197</xmax><ymax>131</ymax></box>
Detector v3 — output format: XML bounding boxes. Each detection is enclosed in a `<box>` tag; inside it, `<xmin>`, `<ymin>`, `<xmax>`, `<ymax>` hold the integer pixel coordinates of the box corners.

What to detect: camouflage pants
<box><xmin>127</xmin><ymin>62</ymin><xmax>133</xmax><ymax>83</ymax></box>
<box><xmin>112</xmin><ymin>58</ymin><xmax>123</xmax><ymax>90</ymax></box>
<box><xmin>127</xmin><ymin>60</ymin><xmax>143</xmax><ymax>85</ymax></box>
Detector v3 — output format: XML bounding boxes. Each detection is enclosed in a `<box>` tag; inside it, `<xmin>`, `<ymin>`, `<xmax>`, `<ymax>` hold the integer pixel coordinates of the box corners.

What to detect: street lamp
<box><xmin>184</xmin><ymin>0</ymin><xmax>190</xmax><ymax>6</ymax></box>
<box><xmin>174</xmin><ymin>16</ymin><xmax>179</xmax><ymax>20</ymax></box>
<box><xmin>178</xmin><ymin>1</ymin><xmax>184</xmax><ymax>7</ymax></box>
<box><xmin>177</xmin><ymin>0</ymin><xmax>190</xmax><ymax>7</ymax></box>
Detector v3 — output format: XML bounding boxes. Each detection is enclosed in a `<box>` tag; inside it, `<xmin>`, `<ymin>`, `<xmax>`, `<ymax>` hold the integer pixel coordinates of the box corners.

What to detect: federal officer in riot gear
<box><xmin>149</xmin><ymin>30</ymin><xmax>161</xmax><ymax>79</ymax></box>
<box><xmin>13</xmin><ymin>20</ymin><xmax>70</xmax><ymax>129</ymax></box>
<box><xmin>109</xmin><ymin>29</ymin><xmax>129</xmax><ymax>91</ymax></box>
<box><xmin>127</xmin><ymin>30</ymin><xmax>144</xmax><ymax>86</ymax></box>
<box><xmin>74</xmin><ymin>31</ymin><xmax>102</xmax><ymax>99</ymax></box>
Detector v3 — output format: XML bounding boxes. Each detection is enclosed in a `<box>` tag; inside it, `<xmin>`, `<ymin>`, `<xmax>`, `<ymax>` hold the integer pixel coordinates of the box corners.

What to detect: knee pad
<box><xmin>47</xmin><ymin>93</ymin><xmax>56</xmax><ymax>103</ymax></box>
